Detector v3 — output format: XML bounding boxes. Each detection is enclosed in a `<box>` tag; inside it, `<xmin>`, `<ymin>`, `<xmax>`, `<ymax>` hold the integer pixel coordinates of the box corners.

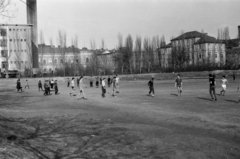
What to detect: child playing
<box><xmin>102</xmin><ymin>78</ymin><xmax>106</xmax><ymax>98</ymax></box>
<box><xmin>209</xmin><ymin>74</ymin><xmax>217</xmax><ymax>101</ymax></box>
<box><xmin>115</xmin><ymin>75</ymin><xmax>120</xmax><ymax>93</ymax></box>
<box><xmin>112</xmin><ymin>76</ymin><xmax>117</xmax><ymax>97</ymax></box>
<box><xmin>175</xmin><ymin>74</ymin><xmax>183</xmax><ymax>97</ymax></box>
<box><xmin>54</xmin><ymin>80</ymin><xmax>59</xmax><ymax>95</ymax></box>
<box><xmin>220</xmin><ymin>75</ymin><xmax>228</xmax><ymax>96</ymax></box>
<box><xmin>148</xmin><ymin>78</ymin><xmax>155</xmax><ymax>97</ymax></box>
<box><xmin>70</xmin><ymin>77</ymin><xmax>76</xmax><ymax>96</ymax></box>
<box><xmin>67</xmin><ymin>78</ymin><xmax>70</xmax><ymax>87</ymax></box>
<box><xmin>38</xmin><ymin>80</ymin><xmax>43</xmax><ymax>91</ymax></box>
<box><xmin>16</xmin><ymin>79</ymin><xmax>23</xmax><ymax>92</ymax></box>
<box><xmin>25</xmin><ymin>79</ymin><xmax>29</xmax><ymax>89</ymax></box>
<box><xmin>78</xmin><ymin>76</ymin><xmax>87</xmax><ymax>100</ymax></box>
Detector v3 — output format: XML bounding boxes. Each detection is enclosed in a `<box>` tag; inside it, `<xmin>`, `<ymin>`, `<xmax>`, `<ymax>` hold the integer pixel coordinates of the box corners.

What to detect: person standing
<box><xmin>115</xmin><ymin>75</ymin><xmax>120</xmax><ymax>93</ymax></box>
<box><xmin>70</xmin><ymin>77</ymin><xmax>75</xmax><ymax>96</ymax></box>
<box><xmin>90</xmin><ymin>76</ymin><xmax>93</xmax><ymax>87</ymax></box>
<box><xmin>78</xmin><ymin>76</ymin><xmax>87</xmax><ymax>99</ymax></box>
<box><xmin>96</xmin><ymin>77</ymin><xmax>99</xmax><ymax>88</ymax></box>
<box><xmin>148</xmin><ymin>78</ymin><xmax>155</xmax><ymax>97</ymax></box>
<box><xmin>108</xmin><ymin>76</ymin><xmax>111</xmax><ymax>87</ymax></box>
<box><xmin>220</xmin><ymin>75</ymin><xmax>228</xmax><ymax>96</ymax></box>
<box><xmin>209</xmin><ymin>74</ymin><xmax>217</xmax><ymax>101</ymax></box>
<box><xmin>25</xmin><ymin>79</ymin><xmax>29</xmax><ymax>89</ymax></box>
<box><xmin>175</xmin><ymin>74</ymin><xmax>183</xmax><ymax>97</ymax></box>
<box><xmin>38</xmin><ymin>80</ymin><xmax>43</xmax><ymax>91</ymax></box>
<box><xmin>101</xmin><ymin>78</ymin><xmax>106</xmax><ymax>98</ymax></box>
<box><xmin>54</xmin><ymin>80</ymin><xmax>59</xmax><ymax>95</ymax></box>
<box><xmin>77</xmin><ymin>77</ymin><xmax>80</xmax><ymax>87</ymax></box>
<box><xmin>233</xmin><ymin>73</ymin><xmax>236</xmax><ymax>81</ymax></box>
<box><xmin>50</xmin><ymin>79</ymin><xmax>54</xmax><ymax>89</ymax></box>
<box><xmin>67</xmin><ymin>78</ymin><xmax>70</xmax><ymax>87</ymax></box>
<box><xmin>112</xmin><ymin>76</ymin><xmax>117</xmax><ymax>97</ymax></box>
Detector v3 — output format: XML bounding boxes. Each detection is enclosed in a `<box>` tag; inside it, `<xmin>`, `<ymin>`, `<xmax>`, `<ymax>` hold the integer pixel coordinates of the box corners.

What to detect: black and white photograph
<box><xmin>0</xmin><ymin>0</ymin><xmax>240</xmax><ymax>158</ymax></box>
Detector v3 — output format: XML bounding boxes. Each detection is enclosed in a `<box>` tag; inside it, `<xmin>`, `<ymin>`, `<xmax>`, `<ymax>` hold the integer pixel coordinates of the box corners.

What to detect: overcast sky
<box><xmin>3</xmin><ymin>0</ymin><xmax>240</xmax><ymax>49</ymax></box>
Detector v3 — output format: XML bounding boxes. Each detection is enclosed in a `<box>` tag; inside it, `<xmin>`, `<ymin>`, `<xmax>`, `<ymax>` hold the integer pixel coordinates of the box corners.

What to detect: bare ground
<box><xmin>0</xmin><ymin>78</ymin><xmax>240</xmax><ymax>159</ymax></box>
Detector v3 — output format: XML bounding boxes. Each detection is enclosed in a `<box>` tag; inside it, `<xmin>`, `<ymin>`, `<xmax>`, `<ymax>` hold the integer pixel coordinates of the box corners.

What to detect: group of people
<box><xmin>68</xmin><ymin>76</ymin><xmax>87</xmax><ymax>100</ymax></box>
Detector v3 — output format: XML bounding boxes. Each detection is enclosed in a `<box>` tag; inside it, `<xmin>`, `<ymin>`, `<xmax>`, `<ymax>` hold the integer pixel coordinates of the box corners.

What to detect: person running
<box><xmin>175</xmin><ymin>74</ymin><xmax>183</xmax><ymax>97</ymax></box>
<box><xmin>209</xmin><ymin>74</ymin><xmax>217</xmax><ymax>101</ymax></box>
<box><xmin>115</xmin><ymin>75</ymin><xmax>120</xmax><ymax>93</ymax></box>
<box><xmin>96</xmin><ymin>77</ymin><xmax>99</xmax><ymax>88</ymax></box>
<box><xmin>148</xmin><ymin>78</ymin><xmax>155</xmax><ymax>97</ymax></box>
<box><xmin>70</xmin><ymin>77</ymin><xmax>76</xmax><ymax>96</ymax></box>
<box><xmin>112</xmin><ymin>76</ymin><xmax>117</xmax><ymax>97</ymax></box>
<box><xmin>67</xmin><ymin>78</ymin><xmax>70</xmax><ymax>87</ymax></box>
<box><xmin>25</xmin><ymin>79</ymin><xmax>29</xmax><ymax>89</ymax></box>
<box><xmin>78</xmin><ymin>76</ymin><xmax>87</xmax><ymax>100</ymax></box>
<box><xmin>101</xmin><ymin>78</ymin><xmax>106</xmax><ymax>98</ymax></box>
<box><xmin>16</xmin><ymin>79</ymin><xmax>23</xmax><ymax>92</ymax></box>
<box><xmin>108</xmin><ymin>76</ymin><xmax>111</xmax><ymax>87</ymax></box>
<box><xmin>38</xmin><ymin>80</ymin><xmax>43</xmax><ymax>91</ymax></box>
<box><xmin>90</xmin><ymin>76</ymin><xmax>93</xmax><ymax>87</ymax></box>
<box><xmin>54</xmin><ymin>80</ymin><xmax>59</xmax><ymax>95</ymax></box>
<box><xmin>220</xmin><ymin>75</ymin><xmax>228</xmax><ymax>96</ymax></box>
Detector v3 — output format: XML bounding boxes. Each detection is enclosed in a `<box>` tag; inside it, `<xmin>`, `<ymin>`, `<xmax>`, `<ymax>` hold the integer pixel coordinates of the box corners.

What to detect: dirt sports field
<box><xmin>0</xmin><ymin>76</ymin><xmax>240</xmax><ymax>159</ymax></box>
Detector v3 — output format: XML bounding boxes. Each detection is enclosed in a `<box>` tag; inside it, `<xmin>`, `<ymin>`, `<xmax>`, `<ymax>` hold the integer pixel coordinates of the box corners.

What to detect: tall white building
<box><xmin>0</xmin><ymin>24</ymin><xmax>32</xmax><ymax>73</ymax></box>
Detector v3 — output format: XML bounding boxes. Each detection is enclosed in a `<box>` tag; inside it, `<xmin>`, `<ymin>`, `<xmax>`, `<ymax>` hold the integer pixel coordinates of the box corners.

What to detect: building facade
<box><xmin>0</xmin><ymin>24</ymin><xmax>32</xmax><ymax>73</ymax></box>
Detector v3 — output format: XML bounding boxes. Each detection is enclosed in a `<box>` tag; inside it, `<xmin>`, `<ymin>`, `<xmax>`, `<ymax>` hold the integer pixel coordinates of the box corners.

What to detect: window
<box><xmin>21</xmin><ymin>61</ymin><xmax>23</xmax><ymax>63</ymax></box>
<box><xmin>43</xmin><ymin>60</ymin><xmax>46</xmax><ymax>64</ymax></box>
<box><xmin>9</xmin><ymin>29</ymin><xmax>11</xmax><ymax>31</ymax></box>
<box><xmin>76</xmin><ymin>59</ymin><xmax>78</xmax><ymax>63</ymax></box>
<box><xmin>10</xmin><ymin>61</ymin><xmax>13</xmax><ymax>64</ymax></box>
<box><xmin>54</xmin><ymin>59</ymin><xmax>57</xmax><ymax>64</ymax></box>
<box><xmin>10</xmin><ymin>39</ymin><xmax>12</xmax><ymax>42</ymax></box>
<box><xmin>49</xmin><ymin>68</ymin><xmax>52</xmax><ymax>71</ymax></box>
<box><xmin>24</xmin><ymin>29</ymin><xmax>26</xmax><ymax>31</ymax></box>
<box><xmin>86</xmin><ymin>58</ymin><xmax>89</xmax><ymax>63</ymax></box>
<box><xmin>21</xmin><ymin>39</ymin><xmax>23</xmax><ymax>42</ymax></box>
<box><xmin>215</xmin><ymin>54</ymin><xmax>218</xmax><ymax>58</ymax></box>
<box><xmin>61</xmin><ymin>59</ymin><xmax>63</xmax><ymax>63</ymax></box>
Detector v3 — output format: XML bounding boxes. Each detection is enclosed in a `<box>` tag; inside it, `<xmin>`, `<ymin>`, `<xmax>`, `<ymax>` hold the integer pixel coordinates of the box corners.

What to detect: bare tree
<box><xmin>217</xmin><ymin>26</ymin><xmax>230</xmax><ymax>40</ymax></box>
<box><xmin>143</xmin><ymin>37</ymin><xmax>151</xmax><ymax>72</ymax></box>
<box><xmin>101</xmin><ymin>38</ymin><xmax>105</xmax><ymax>49</ymax></box>
<box><xmin>125</xmin><ymin>34</ymin><xmax>133</xmax><ymax>73</ymax></box>
<box><xmin>71</xmin><ymin>35</ymin><xmax>79</xmax><ymax>76</ymax></box>
<box><xmin>14</xmin><ymin>31</ymin><xmax>23</xmax><ymax>73</ymax></box>
<box><xmin>89</xmin><ymin>39</ymin><xmax>99</xmax><ymax>75</ymax></box>
<box><xmin>0</xmin><ymin>0</ymin><xmax>15</xmax><ymax>19</ymax></box>
<box><xmin>57</xmin><ymin>30</ymin><xmax>67</xmax><ymax>76</ymax></box>
<box><xmin>134</xmin><ymin>35</ymin><xmax>142</xmax><ymax>73</ymax></box>
<box><xmin>49</xmin><ymin>37</ymin><xmax>56</xmax><ymax>75</ymax></box>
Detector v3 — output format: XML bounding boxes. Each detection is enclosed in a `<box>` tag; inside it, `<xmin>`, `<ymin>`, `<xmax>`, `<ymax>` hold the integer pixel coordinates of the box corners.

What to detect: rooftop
<box><xmin>0</xmin><ymin>24</ymin><xmax>33</xmax><ymax>27</ymax></box>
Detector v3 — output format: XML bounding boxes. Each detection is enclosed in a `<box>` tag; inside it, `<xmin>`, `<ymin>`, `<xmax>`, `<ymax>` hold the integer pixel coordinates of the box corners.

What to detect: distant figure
<box><xmin>25</xmin><ymin>79</ymin><xmax>29</xmax><ymax>89</ymax></box>
<box><xmin>220</xmin><ymin>75</ymin><xmax>228</xmax><ymax>96</ymax></box>
<box><xmin>209</xmin><ymin>74</ymin><xmax>217</xmax><ymax>101</ymax></box>
<box><xmin>50</xmin><ymin>79</ymin><xmax>54</xmax><ymax>89</ymax></box>
<box><xmin>96</xmin><ymin>77</ymin><xmax>99</xmax><ymax>88</ymax></box>
<box><xmin>16</xmin><ymin>79</ymin><xmax>23</xmax><ymax>92</ymax></box>
<box><xmin>90</xmin><ymin>76</ymin><xmax>93</xmax><ymax>87</ymax></box>
<box><xmin>148</xmin><ymin>78</ymin><xmax>155</xmax><ymax>97</ymax></box>
<box><xmin>67</xmin><ymin>78</ymin><xmax>70</xmax><ymax>87</ymax></box>
<box><xmin>115</xmin><ymin>75</ymin><xmax>120</xmax><ymax>93</ymax></box>
<box><xmin>175</xmin><ymin>74</ymin><xmax>183</xmax><ymax>97</ymax></box>
<box><xmin>70</xmin><ymin>77</ymin><xmax>76</xmax><ymax>96</ymax></box>
<box><xmin>77</xmin><ymin>77</ymin><xmax>80</xmax><ymax>87</ymax></box>
<box><xmin>100</xmin><ymin>77</ymin><xmax>102</xmax><ymax>86</ymax></box>
<box><xmin>112</xmin><ymin>76</ymin><xmax>117</xmax><ymax>97</ymax></box>
<box><xmin>233</xmin><ymin>73</ymin><xmax>236</xmax><ymax>81</ymax></box>
<box><xmin>54</xmin><ymin>80</ymin><xmax>59</xmax><ymax>95</ymax></box>
<box><xmin>78</xmin><ymin>76</ymin><xmax>87</xmax><ymax>99</ymax></box>
<box><xmin>101</xmin><ymin>78</ymin><xmax>106</xmax><ymax>98</ymax></box>
<box><xmin>43</xmin><ymin>80</ymin><xmax>51</xmax><ymax>95</ymax></box>
<box><xmin>108</xmin><ymin>76</ymin><xmax>111</xmax><ymax>87</ymax></box>
<box><xmin>38</xmin><ymin>80</ymin><xmax>43</xmax><ymax>91</ymax></box>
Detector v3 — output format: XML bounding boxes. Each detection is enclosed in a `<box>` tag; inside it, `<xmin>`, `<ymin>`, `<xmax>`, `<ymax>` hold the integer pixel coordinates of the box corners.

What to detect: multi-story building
<box><xmin>38</xmin><ymin>44</ymin><xmax>94</xmax><ymax>73</ymax></box>
<box><xmin>0</xmin><ymin>24</ymin><xmax>32</xmax><ymax>73</ymax></box>
<box><xmin>160</xmin><ymin>31</ymin><xmax>226</xmax><ymax>68</ymax></box>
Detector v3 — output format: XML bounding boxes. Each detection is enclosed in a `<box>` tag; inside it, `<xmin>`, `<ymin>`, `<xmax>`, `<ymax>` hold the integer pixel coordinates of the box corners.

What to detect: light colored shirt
<box><xmin>116</xmin><ymin>77</ymin><xmax>119</xmax><ymax>83</ymax></box>
<box><xmin>71</xmin><ymin>80</ymin><xmax>75</xmax><ymax>87</ymax></box>
<box><xmin>102</xmin><ymin>80</ymin><xmax>105</xmax><ymax>87</ymax></box>
<box><xmin>79</xmin><ymin>79</ymin><xmax>84</xmax><ymax>90</ymax></box>
<box><xmin>222</xmin><ymin>79</ymin><xmax>228</xmax><ymax>85</ymax></box>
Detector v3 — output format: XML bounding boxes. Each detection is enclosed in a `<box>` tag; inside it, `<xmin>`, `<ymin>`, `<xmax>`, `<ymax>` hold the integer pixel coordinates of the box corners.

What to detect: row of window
<box><xmin>9</xmin><ymin>39</ymin><xmax>27</xmax><ymax>42</ymax></box>
<box><xmin>10</xmin><ymin>61</ymin><xmax>27</xmax><ymax>64</ymax></box>
<box><xmin>43</xmin><ymin>68</ymin><xmax>57</xmax><ymax>72</ymax></box>
<box><xmin>40</xmin><ymin>58</ymin><xmax>89</xmax><ymax>64</ymax></box>
<box><xmin>10</xmin><ymin>50</ymin><xmax>28</xmax><ymax>53</ymax></box>
<box><xmin>9</xmin><ymin>29</ymin><xmax>27</xmax><ymax>32</ymax></box>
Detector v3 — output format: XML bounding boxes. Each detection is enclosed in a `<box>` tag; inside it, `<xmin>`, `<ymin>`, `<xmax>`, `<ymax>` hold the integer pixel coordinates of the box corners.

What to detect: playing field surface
<box><xmin>0</xmin><ymin>77</ymin><xmax>240</xmax><ymax>158</ymax></box>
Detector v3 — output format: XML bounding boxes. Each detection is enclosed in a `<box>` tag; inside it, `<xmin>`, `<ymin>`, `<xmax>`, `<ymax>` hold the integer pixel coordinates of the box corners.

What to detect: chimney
<box><xmin>238</xmin><ymin>26</ymin><xmax>240</xmax><ymax>39</ymax></box>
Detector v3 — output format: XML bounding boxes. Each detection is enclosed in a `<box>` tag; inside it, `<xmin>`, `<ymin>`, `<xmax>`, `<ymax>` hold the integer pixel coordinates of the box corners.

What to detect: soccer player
<box><xmin>112</xmin><ymin>76</ymin><xmax>117</xmax><ymax>97</ymax></box>
<box><xmin>16</xmin><ymin>79</ymin><xmax>23</xmax><ymax>92</ymax></box>
<box><xmin>25</xmin><ymin>79</ymin><xmax>29</xmax><ymax>89</ymax></box>
<box><xmin>50</xmin><ymin>79</ymin><xmax>54</xmax><ymax>89</ymax></box>
<box><xmin>115</xmin><ymin>75</ymin><xmax>120</xmax><ymax>93</ymax></box>
<box><xmin>38</xmin><ymin>80</ymin><xmax>43</xmax><ymax>91</ymax></box>
<box><xmin>209</xmin><ymin>74</ymin><xmax>217</xmax><ymax>101</ymax></box>
<box><xmin>78</xmin><ymin>76</ymin><xmax>87</xmax><ymax>100</ymax></box>
<box><xmin>108</xmin><ymin>76</ymin><xmax>111</xmax><ymax>87</ymax></box>
<box><xmin>54</xmin><ymin>80</ymin><xmax>59</xmax><ymax>95</ymax></box>
<box><xmin>67</xmin><ymin>78</ymin><xmax>70</xmax><ymax>87</ymax></box>
<box><xmin>175</xmin><ymin>74</ymin><xmax>183</xmax><ymax>97</ymax></box>
<box><xmin>70</xmin><ymin>77</ymin><xmax>76</xmax><ymax>96</ymax></box>
<box><xmin>101</xmin><ymin>78</ymin><xmax>106</xmax><ymax>98</ymax></box>
<box><xmin>96</xmin><ymin>77</ymin><xmax>99</xmax><ymax>88</ymax></box>
<box><xmin>220</xmin><ymin>75</ymin><xmax>228</xmax><ymax>96</ymax></box>
<box><xmin>148</xmin><ymin>78</ymin><xmax>155</xmax><ymax>97</ymax></box>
